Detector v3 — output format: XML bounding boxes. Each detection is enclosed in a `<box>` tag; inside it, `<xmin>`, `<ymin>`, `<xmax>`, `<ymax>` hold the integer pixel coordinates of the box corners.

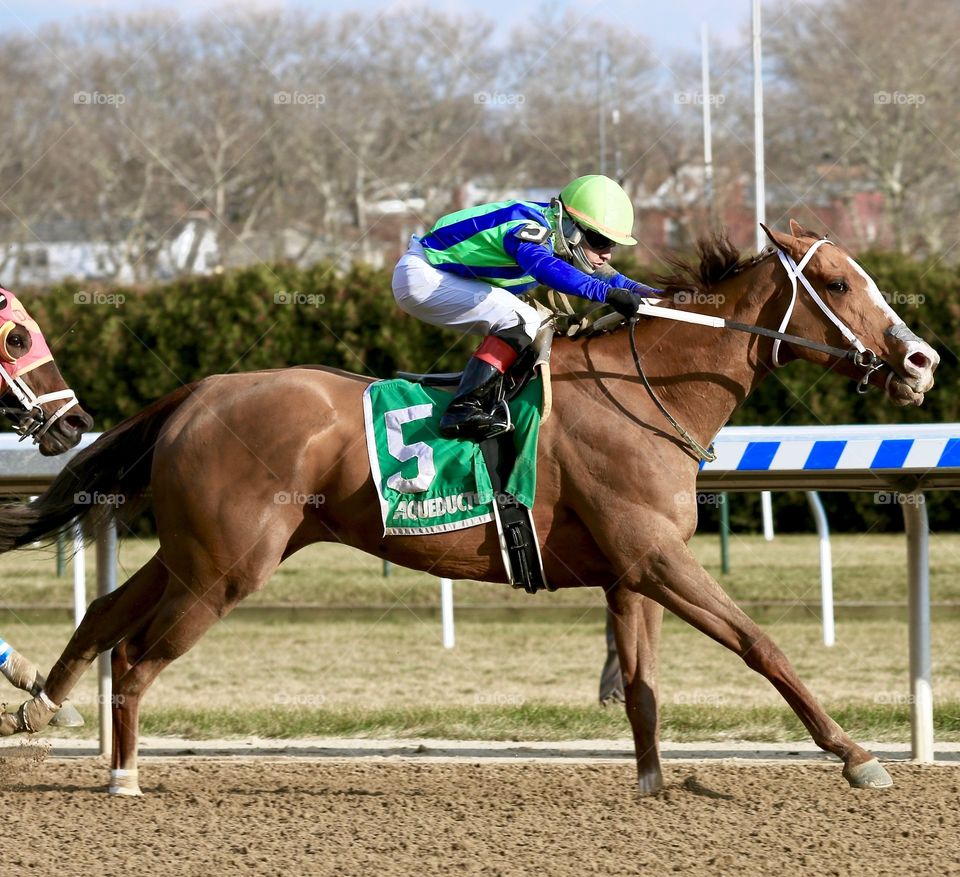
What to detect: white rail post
<box><xmin>73</xmin><ymin>520</ymin><xmax>86</xmax><ymax>629</ymax></box>
<box><xmin>806</xmin><ymin>491</ymin><xmax>835</xmax><ymax>646</ymax></box>
<box><xmin>440</xmin><ymin>578</ymin><xmax>454</xmax><ymax>649</ymax></box>
<box><xmin>96</xmin><ymin>517</ymin><xmax>118</xmax><ymax>758</ymax></box>
<box><xmin>761</xmin><ymin>491</ymin><xmax>775</xmax><ymax>541</ymax></box>
<box><xmin>902</xmin><ymin>492</ymin><xmax>934</xmax><ymax>762</ymax></box>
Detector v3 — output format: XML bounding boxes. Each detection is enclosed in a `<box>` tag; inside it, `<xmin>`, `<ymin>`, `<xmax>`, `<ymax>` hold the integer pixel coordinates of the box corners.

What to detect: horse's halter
<box><xmin>0</xmin><ymin>290</ymin><xmax>79</xmax><ymax>443</ymax></box>
<box><xmin>771</xmin><ymin>238</ymin><xmax>883</xmax><ymax>392</ymax></box>
<box><xmin>0</xmin><ymin>367</ymin><xmax>79</xmax><ymax>443</ymax></box>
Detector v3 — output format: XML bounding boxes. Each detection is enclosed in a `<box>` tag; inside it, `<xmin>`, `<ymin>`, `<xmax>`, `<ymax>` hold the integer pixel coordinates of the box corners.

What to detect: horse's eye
<box><xmin>826</xmin><ymin>279</ymin><xmax>849</xmax><ymax>294</ymax></box>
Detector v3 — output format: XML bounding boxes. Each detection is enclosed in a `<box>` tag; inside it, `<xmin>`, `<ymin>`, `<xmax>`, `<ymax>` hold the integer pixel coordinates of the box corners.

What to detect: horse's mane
<box><xmin>655</xmin><ymin>233</ymin><xmax>773</xmax><ymax>295</ymax></box>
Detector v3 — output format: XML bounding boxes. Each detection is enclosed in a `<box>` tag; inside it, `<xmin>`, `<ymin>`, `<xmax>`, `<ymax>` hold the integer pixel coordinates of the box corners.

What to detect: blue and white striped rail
<box><xmin>698</xmin><ymin>423</ymin><xmax>960</xmax><ymax>492</ymax></box>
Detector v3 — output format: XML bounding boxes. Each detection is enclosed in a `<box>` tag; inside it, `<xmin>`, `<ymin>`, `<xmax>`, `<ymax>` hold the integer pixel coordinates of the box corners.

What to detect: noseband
<box><xmin>0</xmin><ymin>355</ymin><xmax>79</xmax><ymax>443</ymax></box>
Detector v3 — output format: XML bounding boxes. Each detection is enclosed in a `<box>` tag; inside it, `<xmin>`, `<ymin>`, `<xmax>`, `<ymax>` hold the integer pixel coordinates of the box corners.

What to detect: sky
<box><xmin>0</xmin><ymin>0</ymin><xmax>748</xmax><ymax>51</ymax></box>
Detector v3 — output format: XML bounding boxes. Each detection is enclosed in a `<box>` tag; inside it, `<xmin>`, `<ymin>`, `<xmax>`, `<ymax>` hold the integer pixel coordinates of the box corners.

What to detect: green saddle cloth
<box><xmin>362</xmin><ymin>377</ymin><xmax>542</xmax><ymax>536</ymax></box>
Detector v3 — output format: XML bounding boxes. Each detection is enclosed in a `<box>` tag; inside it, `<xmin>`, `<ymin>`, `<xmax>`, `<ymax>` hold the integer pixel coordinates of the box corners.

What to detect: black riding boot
<box><xmin>438</xmin><ymin>357</ymin><xmax>511</xmax><ymax>440</ymax></box>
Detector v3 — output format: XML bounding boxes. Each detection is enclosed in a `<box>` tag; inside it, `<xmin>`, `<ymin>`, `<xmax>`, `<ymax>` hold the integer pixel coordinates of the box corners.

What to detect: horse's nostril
<box><xmin>908</xmin><ymin>351</ymin><xmax>931</xmax><ymax>371</ymax></box>
<box><xmin>63</xmin><ymin>414</ymin><xmax>90</xmax><ymax>433</ymax></box>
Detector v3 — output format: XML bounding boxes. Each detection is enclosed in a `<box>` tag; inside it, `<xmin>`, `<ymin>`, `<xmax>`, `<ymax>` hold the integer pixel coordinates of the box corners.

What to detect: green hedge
<box><xmin>24</xmin><ymin>249</ymin><xmax>960</xmax><ymax>532</ymax></box>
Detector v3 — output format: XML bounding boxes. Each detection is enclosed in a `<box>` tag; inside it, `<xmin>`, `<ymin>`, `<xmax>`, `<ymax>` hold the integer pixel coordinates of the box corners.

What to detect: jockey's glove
<box><xmin>605</xmin><ymin>287</ymin><xmax>646</xmax><ymax>319</ymax></box>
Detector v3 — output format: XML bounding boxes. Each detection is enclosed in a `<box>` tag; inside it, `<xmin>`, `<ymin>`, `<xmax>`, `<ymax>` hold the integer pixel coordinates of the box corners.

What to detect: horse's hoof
<box><xmin>109</xmin><ymin>769</ymin><xmax>142</xmax><ymax>797</ymax></box>
<box><xmin>637</xmin><ymin>769</ymin><xmax>664</xmax><ymax>796</ymax></box>
<box><xmin>49</xmin><ymin>701</ymin><xmax>84</xmax><ymax>728</ymax></box>
<box><xmin>0</xmin><ymin>709</ymin><xmax>20</xmax><ymax>736</ymax></box>
<box><xmin>843</xmin><ymin>757</ymin><xmax>893</xmax><ymax>789</ymax></box>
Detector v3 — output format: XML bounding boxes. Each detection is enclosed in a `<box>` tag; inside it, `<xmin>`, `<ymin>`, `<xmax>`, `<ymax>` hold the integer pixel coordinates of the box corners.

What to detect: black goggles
<box><xmin>578</xmin><ymin>225</ymin><xmax>616</xmax><ymax>250</ymax></box>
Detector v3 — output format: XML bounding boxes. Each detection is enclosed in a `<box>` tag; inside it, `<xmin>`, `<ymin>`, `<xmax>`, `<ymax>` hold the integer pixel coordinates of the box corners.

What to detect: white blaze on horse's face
<box><xmin>844</xmin><ymin>256</ymin><xmax>939</xmax><ymax>396</ymax></box>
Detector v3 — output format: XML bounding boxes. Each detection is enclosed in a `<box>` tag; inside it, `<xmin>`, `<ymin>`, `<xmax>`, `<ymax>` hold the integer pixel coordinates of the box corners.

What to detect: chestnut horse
<box><xmin>0</xmin><ymin>223</ymin><xmax>939</xmax><ymax>797</ymax></box>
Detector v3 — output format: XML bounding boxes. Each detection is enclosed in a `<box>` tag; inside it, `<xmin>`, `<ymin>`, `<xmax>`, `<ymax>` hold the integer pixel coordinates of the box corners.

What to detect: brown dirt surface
<box><xmin>1</xmin><ymin>757</ymin><xmax>958</xmax><ymax>876</ymax></box>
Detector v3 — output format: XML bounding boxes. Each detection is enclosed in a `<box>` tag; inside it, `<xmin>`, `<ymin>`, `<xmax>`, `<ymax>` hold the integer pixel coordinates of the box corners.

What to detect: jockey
<box><xmin>392</xmin><ymin>174</ymin><xmax>663</xmax><ymax>440</ymax></box>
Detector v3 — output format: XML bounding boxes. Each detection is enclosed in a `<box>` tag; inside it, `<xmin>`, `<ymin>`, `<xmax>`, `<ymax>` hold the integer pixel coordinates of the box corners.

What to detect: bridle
<box><xmin>770</xmin><ymin>238</ymin><xmax>883</xmax><ymax>390</ymax></box>
<box><xmin>0</xmin><ymin>351</ymin><xmax>79</xmax><ymax>443</ymax></box>
<box><xmin>629</xmin><ymin>237</ymin><xmax>888</xmax><ymax>462</ymax></box>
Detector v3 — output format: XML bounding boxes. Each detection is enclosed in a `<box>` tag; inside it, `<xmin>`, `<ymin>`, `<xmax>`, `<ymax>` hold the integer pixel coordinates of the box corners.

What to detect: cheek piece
<box><xmin>0</xmin><ymin>289</ymin><xmax>79</xmax><ymax>442</ymax></box>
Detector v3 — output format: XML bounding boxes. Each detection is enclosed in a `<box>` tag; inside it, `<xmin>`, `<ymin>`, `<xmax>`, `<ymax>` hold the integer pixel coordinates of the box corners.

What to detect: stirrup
<box><xmin>482</xmin><ymin>400</ymin><xmax>513</xmax><ymax>438</ymax></box>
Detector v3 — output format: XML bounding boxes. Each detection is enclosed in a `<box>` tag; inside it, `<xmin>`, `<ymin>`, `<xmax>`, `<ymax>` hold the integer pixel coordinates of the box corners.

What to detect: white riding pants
<box><xmin>392</xmin><ymin>236</ymin><xmax>542</xmax><ymax>345</ymax></box>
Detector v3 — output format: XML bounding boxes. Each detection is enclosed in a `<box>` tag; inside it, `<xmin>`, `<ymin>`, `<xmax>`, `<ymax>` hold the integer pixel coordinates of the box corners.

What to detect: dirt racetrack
<box><xmin>1</xmin><ymin>752</ymin><xmax>958</xmax><ymax>876</ymax></box>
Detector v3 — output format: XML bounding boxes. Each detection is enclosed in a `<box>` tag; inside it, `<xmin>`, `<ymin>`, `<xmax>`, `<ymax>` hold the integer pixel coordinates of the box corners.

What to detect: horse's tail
<box><xmin>0</xmin><ymin>382</ymin><xmax>199</xmax><ymax>552</ymax></box>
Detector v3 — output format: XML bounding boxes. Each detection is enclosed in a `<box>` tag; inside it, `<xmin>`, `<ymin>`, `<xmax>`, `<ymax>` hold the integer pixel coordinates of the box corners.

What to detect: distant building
<box><xmin>634</xmin><ymin>165</ymin><xmax>893</xmax><ymax>257</ymax></box>
<box><xmin>0</xmin><ymin>220</ymin><xmax>219</xmax><ymax>286</ymax></box>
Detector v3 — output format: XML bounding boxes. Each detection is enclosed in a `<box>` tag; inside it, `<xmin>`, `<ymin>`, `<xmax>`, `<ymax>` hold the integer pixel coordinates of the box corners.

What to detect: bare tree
<box><xmin>765</xmin><ymin>0</ymin><xmax>960</xmax><ymax>254</ymax></box>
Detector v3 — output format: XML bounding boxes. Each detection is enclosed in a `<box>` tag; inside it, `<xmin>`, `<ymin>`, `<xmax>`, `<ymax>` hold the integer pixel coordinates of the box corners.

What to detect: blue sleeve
<box><xmin>506</xmin><ymin>238</ymin><xmax>614</xmax><ymax>303</ymax></box>
<box><xmin>607</xmin><ymin>272</ymin><xmax>664</xmax><ymax>298</ymax></box>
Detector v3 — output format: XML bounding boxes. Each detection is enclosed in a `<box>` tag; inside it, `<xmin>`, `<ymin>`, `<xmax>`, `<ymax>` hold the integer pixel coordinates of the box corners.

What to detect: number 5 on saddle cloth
<box><xmin>363</xmin><ymin>359</ymin><xmax>550</xmax><ymax>594</ymax></box>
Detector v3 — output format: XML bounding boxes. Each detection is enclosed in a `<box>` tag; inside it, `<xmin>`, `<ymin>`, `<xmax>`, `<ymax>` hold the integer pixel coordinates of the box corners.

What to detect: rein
<box><xmin>628</xmin><ymin>240</ymin><xmax>886</xmax><ymax>463</ymax></box>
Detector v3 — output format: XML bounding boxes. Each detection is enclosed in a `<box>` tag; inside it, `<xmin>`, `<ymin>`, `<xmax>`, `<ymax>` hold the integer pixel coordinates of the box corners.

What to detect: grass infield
<box><xmin>1</xmin><ymin>532</ymin><xmax>958</xmax><ymax>743</ymax></box>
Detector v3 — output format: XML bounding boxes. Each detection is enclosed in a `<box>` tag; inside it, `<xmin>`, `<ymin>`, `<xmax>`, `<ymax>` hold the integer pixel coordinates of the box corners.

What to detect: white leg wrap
<box><xmin>109</xmin><ymin>768</ymin><xmax>142</xmax><ymax>797</ymax></box>
<box><xmin>38</xmin><ymin>690</ymin><xmax>58</xmax><ymax>711</ymax></box>
<box><xmin>0</xmin><ymin>643</ymin><xmax>42</xmax><ymax>694</ymax></box>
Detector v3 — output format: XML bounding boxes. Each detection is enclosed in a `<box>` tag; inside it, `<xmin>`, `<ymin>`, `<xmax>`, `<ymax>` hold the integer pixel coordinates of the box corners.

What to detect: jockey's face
<box><xmin>580</xmin><ymin>238</ymin><xmax>614</xmax><ymax>268</ymax></box>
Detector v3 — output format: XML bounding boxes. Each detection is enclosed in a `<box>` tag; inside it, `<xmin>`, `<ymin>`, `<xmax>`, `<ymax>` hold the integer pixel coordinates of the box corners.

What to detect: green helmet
<box><xmin>559</xmin><ymin>175</ymin><xmax>637</xmax><ymax>246</ymax></box>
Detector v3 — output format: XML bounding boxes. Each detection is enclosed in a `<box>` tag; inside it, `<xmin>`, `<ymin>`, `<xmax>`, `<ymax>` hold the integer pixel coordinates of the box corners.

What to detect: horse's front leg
<box><xmin>605</xmin><ymin>586</ymin><xmax>665</xmax><ymax>795</ymax></box>
<box><xmin>599</xmin><ymin>519</ymin><xmax>892</xmax><ymax>790</ymax></box>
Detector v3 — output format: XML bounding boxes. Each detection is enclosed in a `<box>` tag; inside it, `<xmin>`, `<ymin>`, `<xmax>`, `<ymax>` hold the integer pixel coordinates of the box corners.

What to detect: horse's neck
<box><xmin>553</xmin><ymin>259</ymin><xmax>783</xmax><ymax>447</ymax></box>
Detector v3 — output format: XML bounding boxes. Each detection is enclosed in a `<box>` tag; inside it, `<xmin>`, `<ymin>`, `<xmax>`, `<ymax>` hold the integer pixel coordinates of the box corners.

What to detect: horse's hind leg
<box><xmin>606</xmin><ymin>587</ymin><xmax>664</xmax><ymax>795</ymax></box>
<box><xmin>105</xmin><ymin>537</ymin><xmax>287</xmax><ymax>796</ymax></box>
<box><xmin>107</xmin><ymin>640</ymin><xmax>172</xmax><ymax>797</ymax></box>
<box><xmin>0</xmin><ymin>554</ymin><xmax>165</xmax><ymax>737</ymax></box>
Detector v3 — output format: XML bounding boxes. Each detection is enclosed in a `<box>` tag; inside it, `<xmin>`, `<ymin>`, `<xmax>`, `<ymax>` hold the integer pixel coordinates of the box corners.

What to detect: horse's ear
<box><xmin>788</xmin><ymin>218</ymin><xmax>806</xmax><ymax>238</ymax></box>
<box><xmin>759</xmin><ymin>222</ymin><xmax>790</xmax><ymax>253</ymax></box>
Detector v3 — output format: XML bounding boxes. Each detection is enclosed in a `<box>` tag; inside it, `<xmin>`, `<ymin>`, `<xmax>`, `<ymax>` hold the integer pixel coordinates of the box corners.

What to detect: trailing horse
<box><xmin>0</xmin><ymin>223</ymin><xmax>938</xmax><ymax>796</ymax></box>
<box><xmin>0</xmin><ymin>285</ymin><xmax>93</xmax><ymax>724</ymax></box>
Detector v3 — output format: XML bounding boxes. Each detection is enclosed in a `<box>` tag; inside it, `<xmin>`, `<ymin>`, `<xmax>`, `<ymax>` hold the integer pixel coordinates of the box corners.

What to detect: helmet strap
<box><xmin>550</xmin><ymin>198</ymin><xmax>597</xmax><ymax>275</ymax></box>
